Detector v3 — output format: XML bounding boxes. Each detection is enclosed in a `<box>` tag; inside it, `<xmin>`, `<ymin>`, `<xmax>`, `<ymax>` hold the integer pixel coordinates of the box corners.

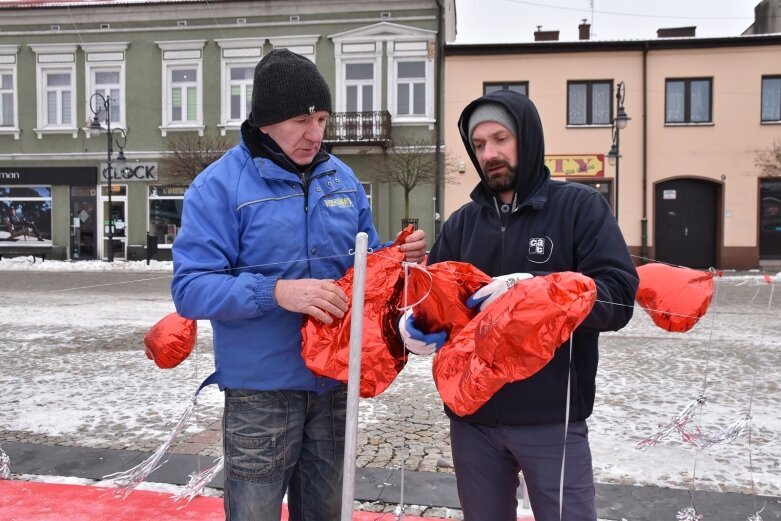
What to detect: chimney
<box><xmin>657</xmin><ymin>26</ymin><xmax>696</xmax><ymax>38</ymax></box>
<box><xmin>534</xmin><ymin>26</ymin><xmax>560</xmax><ymax>41</ymax></box>
<box><xmin>578</xmin><ymin>19</ymin><xmax>591</xmax><ymax>40</ymax></box>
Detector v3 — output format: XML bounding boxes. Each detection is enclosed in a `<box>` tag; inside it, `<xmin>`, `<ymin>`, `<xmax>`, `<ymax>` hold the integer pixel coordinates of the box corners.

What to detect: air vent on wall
<box><xmin>51</xmin><ymin>25</ymin><xmax>60</xmax><ymax>31</ymax></box>
<box><xmin>177</xmin><ymin>20</ymin><xmax>187</xmax><ymax>27</ymax></box>
<box><xmin>380</xmin><ymin>12</ymin><xmax>391</xmax><ymax>18</ymax></box>
<box><xmin>236</xmin><ymin>18</ymin><xmax>246</xmax><ymax>24</ymax></box>
<box><xmin>100</xmin><ymin>23</ymin><xmax>110</xmax><ymax>30</ymax></box>
<box><xmin>290</xmin><ymin>15</ymin><xmax>300</xmax><ymax>22</ymax></box>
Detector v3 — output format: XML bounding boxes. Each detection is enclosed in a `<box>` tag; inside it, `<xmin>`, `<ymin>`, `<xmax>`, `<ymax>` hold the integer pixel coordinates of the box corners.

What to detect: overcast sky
<box><xmin>454</xmin><ymin>0</ymin><xmax>759</xmax><ymax>43</ymax></box>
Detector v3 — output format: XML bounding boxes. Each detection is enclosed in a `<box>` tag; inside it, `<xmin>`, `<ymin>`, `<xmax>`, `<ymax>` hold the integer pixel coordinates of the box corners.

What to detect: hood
<box><xmin>457</xmin><ymin>90</ymin><xmax>548</xmax><ymax>206</ymax></box>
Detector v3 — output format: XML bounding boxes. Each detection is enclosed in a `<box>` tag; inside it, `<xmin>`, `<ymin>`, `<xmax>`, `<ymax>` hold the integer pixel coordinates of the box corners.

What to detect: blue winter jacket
<box><xmin>171</xmin><ymin>134</ymin><xmax>381</xmax><ymax>393</ymax></box>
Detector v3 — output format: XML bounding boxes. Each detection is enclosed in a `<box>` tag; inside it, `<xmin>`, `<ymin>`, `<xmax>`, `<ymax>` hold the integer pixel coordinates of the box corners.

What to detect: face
<box><xmin>260</xmin><ymin>111</ymin><xmax>330</xmax><ymax>166</ymax></box>
<box><xmin>471</xmin><ymin>121</ymin><xmax>518</xmax><ymax>196</ymax></box>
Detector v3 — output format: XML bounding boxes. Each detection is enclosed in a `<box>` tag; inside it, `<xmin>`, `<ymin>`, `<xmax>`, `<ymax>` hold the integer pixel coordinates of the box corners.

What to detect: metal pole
<box><xmin>340</xmin><ymin>232</ymin><xmax>368</xmax><ymax>521</ymax></box>
<box><xmin>106</xmin><ymin>95</ymin><xmax>114</xmax><ymax>262</ymax></box>
<box><xmin>615</xmin><ymin>124</ymin><xmax>620</xmax><ymax>224</ymax></box>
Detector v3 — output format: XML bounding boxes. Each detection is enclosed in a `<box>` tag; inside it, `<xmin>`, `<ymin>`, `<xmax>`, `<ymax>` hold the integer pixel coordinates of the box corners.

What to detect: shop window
<box><xmin>148</xmin><ymin>185</ymin><xmax>186</xmax><ymax>248</ymax></box>
<box><xmin>0</xmin><ymin>186</ymin><xmax>52</xmax><ymax>246</ymax></box>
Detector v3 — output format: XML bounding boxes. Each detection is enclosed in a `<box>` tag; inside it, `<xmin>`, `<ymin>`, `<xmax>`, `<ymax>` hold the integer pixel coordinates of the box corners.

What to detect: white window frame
<box><xmin>81</xmin><ymin>43</ymin><xmax>128</xmax><ymax>139</ymax></box>
<box><xmin>156</xmin><ymin>40</ymin><xmax>206</xmax><ymax>136</ymax></box>
<box><xmin>333</xmin><ymin>46</ymin><xmax>382</xmax><ymax>113</ymax></box>
<box><xmin>215</xmin><ymin>38</ymin><xmax>265</xmax><ymax>136</ymax></box>
<box><xmin>30</xmin><ymin>44</ymin><xmax>78</xmax><ymax>139</ymax></box>
<box><xmin>344</xmin><ymin>61</ymin><xmax>377</xmax><ymax>113</ymax></box>
<box><xmin>268</xmin><ymin>35</ymin><xmax>319</xmax><ymax>62</ymax></box>
<box><xmin>0</xmin><ymin>45</ymin><xmax>20</xmax><ymax>139</ymax></box>
<box><xmin>329</xmin><ymin>23</ymin><xmax>436</xmax><ymax>126</ymax></box>
<box><xmin>387</xmin><ymin>41</ymin><xmax>435</xmax><ymax>124</ymax></box>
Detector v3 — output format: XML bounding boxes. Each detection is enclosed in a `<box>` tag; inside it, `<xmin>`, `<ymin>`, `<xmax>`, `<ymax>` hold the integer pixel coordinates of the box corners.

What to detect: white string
<box><xmin>558</xmin><ymin>335</ymin><xmax>574</xmax><ymax>520</ymax></box>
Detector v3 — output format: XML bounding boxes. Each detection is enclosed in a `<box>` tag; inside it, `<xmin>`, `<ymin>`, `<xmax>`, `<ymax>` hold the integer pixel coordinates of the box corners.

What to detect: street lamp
<box><xmin>89</xmin><ymin>93</ymin><xmax>127</xmax><ymax>262</ymax></box>
<box><xmin>607</xmin><ymin>81</ymin><xmax>630</xmax><ymax>222</ymax></box>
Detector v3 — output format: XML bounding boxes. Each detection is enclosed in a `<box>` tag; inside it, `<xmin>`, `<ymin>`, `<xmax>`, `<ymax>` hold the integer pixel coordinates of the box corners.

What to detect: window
<box><xmin>170</xmin><ymin>67</ymin><xmax>198</xmax><ymax>123</ymax></box>
<box><xmin>157</xmin><ymin>40</ymin><xmax>205</xmax><ymax>136</ymax></box>
<box><xmin>228</xmin><ymin>65</ymin><xmax>253</xmax><ymax>122</ymax></box>
<box><xmin>148</xmin><ymin>185</ymin><xmax>186</xmax><ymax>248</ymax></box>
<box><xmin>388</xmin><ymin>40</ymin><xmax>434</xmax><ymax>121</ymax></box>
<box><xmin>396</xmin><ymin>60</ymin><xmax>426</xmax><ymax>116</ymax></box>
<box><xmin>0</xmin><ymin>186</ymin><xmax>52</xmax><ymax>247</ymax></box>
<box><xmin>484</xmin><ymin>82</ymin><xmax>528</xmax><ymax>96</ymax></box>
<box><xmin>81</xmin><ymin>43</ymin><xmax>128</xmax><ymax>137</ymax></box>
<box><xmin>665</xmin><ymin>78</ymin><xmax>712</xmax><ymax>124</ymax></box>
<box><xmin>0</xmin><ymin>69</ymin><xmax>16</xmax><ymax>129</ymax></box>
<box><xmin>761</xmin><ymin>76</ymin><xmax>781</xmax><ymax>123</ymax></box>
<box><xmin>567</xmin><ymin>81</ymin><xmax>611</xmax><ymax>125</ymax></box>
<box><xmin>362</xmin><ymin>182</ymin><xmax>372</xmax><ymax>209</ymax></box>
<box><xmin>0</xmin><ymin>46</ymin><xmax>19</xmax><ymax>136</ymax></box>
<box><xmin>31</xmin><ymin>44</ymin><xmax>78</xmax><ymax>138</ymax></box>
<box><xmin>216</xmin><ymin>38</ymin><xmax>264</xmax><ymax>135</ymax></box>
<box><xmin>345</xmin><ymin>62</ymin><xmax>375</xmax><ymax>112</ymax></box>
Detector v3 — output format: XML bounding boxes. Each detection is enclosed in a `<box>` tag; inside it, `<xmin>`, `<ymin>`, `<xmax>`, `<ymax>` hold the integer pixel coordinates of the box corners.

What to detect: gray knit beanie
<box><xmin>467</xmin><ymin>102</ymin><xmax>516</xmax><ymax>147</ymax></box>
<box><xmin>250</xmin><ymin>49</ymin><xmax>332</xmax><ymax>127</ymax></box>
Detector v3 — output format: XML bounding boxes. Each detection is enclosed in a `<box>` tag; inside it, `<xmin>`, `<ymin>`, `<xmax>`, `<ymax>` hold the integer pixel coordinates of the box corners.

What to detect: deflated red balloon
<box><xmin>433</xmin><ymin>272</ymin><xmax>597</xmax><ymax>417</ymax></box>
<box><xmin>144</xmin><ymin>312</ymin><xmax>197</xmax><ymax>369</ymax></box>
<box><xmin>301</xmin><ymin>226</ymin><xmax>414</xmax><ymax>398</ymax></box>
<box><xmin>404</xmin><ymin>261</ymin><xmax>492</xmax><ymax>338</ymax></box>
<box><xmin>635</xmin><ymin>263</ymin><xmax>714</xmax><ymax>333</ymax></box>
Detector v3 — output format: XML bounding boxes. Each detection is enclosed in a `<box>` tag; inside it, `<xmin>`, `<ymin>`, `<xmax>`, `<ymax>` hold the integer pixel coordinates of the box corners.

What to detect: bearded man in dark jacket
<box><xmin>400</xmin><ymin>90</ymin><xmax>639</xmax><ymax>520</ymax></box>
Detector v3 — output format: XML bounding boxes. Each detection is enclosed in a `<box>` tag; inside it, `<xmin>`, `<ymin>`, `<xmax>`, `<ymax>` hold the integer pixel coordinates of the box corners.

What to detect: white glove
<box><xmin>466</xmin><ymin>272</ymin><xmax>533</xmax><ymax>311</ymax></box>
<box><xmin>398</xmin><ymin>308</ymin><xmax>447</xmax><ymax>355</ymax></box>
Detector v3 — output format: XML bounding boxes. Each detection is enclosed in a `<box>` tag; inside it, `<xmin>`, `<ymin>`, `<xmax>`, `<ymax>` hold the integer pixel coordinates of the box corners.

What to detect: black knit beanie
<box><xmin>250</xmin><ymin>49</ymin><xmax>332</xmax><ymax>127</ymax></box>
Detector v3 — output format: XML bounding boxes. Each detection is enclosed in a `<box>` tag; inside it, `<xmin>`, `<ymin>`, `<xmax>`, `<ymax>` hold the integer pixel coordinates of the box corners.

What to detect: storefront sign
<box><xmin>99</xmin><ymin>162</ymin><xmax>158</xmax><ymax>182</ymax></box>
<box><xmin>545</xmin><ymin>155</ymin><xmax>604</xmax><ymax>177</ymax></box>
<box><xmin>0</xmin><ymin>166</ymin><xmax>96</xmax><ymax>185</ymax></box>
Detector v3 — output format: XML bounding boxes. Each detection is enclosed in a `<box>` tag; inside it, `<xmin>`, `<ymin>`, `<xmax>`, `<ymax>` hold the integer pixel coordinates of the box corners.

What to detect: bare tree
<box><xmin>377</xmin><ymin>138</ymin><xmax>459</xmax><ymax>219</ymax></box>
<box><xmin>756</xmin><ymin>139</ymin><xmax>781</xmax><ymax>177</ymax></box>
<box><xmin>160</xmin><ymin>134</ymin><xmax>230</xmax><ymax>182</ymax></box>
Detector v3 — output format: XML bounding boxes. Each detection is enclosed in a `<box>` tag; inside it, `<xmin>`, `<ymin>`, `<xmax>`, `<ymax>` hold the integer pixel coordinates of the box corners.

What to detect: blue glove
<box><xmin>398</xmin><ymin>309</ymin><xmax>447</xmax><ymax>355</ymax></box>
<box><xmin>466</xmin><ymin>273</ymin><xmax>533</xmax><ymax>311</ymax></box>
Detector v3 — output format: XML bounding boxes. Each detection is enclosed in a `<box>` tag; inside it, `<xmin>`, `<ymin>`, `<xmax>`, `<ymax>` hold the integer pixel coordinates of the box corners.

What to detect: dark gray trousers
<box><xmin>450</xmin><ymin>419</ymin><xmax>596</xmax><ymax>521</ymax></box>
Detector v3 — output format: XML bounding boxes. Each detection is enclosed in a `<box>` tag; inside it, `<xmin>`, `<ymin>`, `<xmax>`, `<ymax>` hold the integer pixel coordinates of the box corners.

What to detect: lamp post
<box><xmin>89</xmin><ymin>93</ymin><xmax>127</xmax><ymax>262</ymax></box>
<box><xmin>606</xmin><ymin>81</ymin><xmax>630</xmax><ymax>223</ymax></box>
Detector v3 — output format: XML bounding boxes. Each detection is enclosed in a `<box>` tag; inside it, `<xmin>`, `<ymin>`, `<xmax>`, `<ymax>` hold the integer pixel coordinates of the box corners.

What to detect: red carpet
<box><xmin>0</xmin><ymin>479</ymin><xmax>482</xmax><ymax>521</ymax></box>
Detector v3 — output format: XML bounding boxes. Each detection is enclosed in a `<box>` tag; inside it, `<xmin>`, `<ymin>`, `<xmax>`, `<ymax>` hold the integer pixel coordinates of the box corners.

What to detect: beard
<box><xmin>482</xmin><ymin>159</ymin><xmax>517</xmax><ymax>193</ymax></box>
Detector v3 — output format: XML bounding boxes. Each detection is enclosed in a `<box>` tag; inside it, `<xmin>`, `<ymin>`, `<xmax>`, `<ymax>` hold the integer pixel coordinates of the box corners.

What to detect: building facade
<box><xmin>0</xmin><ymin>0</ymin><xmax>455</xmax><ymax>261</ymax></box>
<box><xmin>443</xmin><ymin>34</ymin><xmax>781</xmax><ymax>270</ymax></box>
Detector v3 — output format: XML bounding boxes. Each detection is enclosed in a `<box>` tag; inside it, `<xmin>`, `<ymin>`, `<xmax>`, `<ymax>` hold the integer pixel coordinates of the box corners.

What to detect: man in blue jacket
<box><xmin>401</xmin><ymin>90</ymin><xmax>638</xmax><ymax>520</ymax></box>
<box><xmin>172</xmin><ymin>49</ymin><xmax>426</xmax><ymax>521</ymax></box>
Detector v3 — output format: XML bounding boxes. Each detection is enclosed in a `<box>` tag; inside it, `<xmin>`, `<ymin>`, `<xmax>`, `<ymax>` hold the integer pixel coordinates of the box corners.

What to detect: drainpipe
<box><xmin>640</xmin><ymin>41</ymin><xmax>649</xmax><ymax>263</ymax></box>
<box><xmin>434</xmin><ymin>0</ymin><xmax>444</xmax><ymax>237</ymax></box>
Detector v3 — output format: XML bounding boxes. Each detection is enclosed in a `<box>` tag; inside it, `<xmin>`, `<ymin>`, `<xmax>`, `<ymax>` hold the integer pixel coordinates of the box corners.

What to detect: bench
<box><xmin>0</xmin><ymin>249</ymin><xmax>50</xmax><ymax>263</ymax></box>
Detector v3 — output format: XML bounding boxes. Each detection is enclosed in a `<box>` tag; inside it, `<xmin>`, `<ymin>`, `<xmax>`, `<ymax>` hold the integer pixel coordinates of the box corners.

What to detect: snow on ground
<box><xmin>1</xmin><ymin>257</ymin><xmax>780</xmax><ymax>498</ymax></box>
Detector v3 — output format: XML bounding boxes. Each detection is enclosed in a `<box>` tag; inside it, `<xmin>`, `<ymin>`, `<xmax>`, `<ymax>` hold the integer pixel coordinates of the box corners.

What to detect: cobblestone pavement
<box><xmin>2</xmin><ymin>269</ymin><xmax>781</xmax><ymax>509</ymax></box>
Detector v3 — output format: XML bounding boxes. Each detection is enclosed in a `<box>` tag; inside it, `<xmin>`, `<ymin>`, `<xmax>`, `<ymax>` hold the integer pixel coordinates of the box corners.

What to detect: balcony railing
<box><xmin>324</xmin><ymin>111</ymin><xmax>392</xmax><ymax>146</ymax></box>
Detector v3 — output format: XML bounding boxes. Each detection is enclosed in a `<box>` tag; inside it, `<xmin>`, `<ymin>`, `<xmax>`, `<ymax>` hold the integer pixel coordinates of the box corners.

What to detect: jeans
<box><xmin>450</xmin><ymin>419</ymin><xmax>596</xmax><ymax>521</ymax></box>
<box><xmin>222</xmin><ymin>385</ymin><xmax>347</xmax><ymax>521</ymax></box>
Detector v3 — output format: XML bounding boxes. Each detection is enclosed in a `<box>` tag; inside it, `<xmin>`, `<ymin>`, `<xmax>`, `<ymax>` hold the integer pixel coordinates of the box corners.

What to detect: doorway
<box><xmin>98</xmin><ymin>184</ymin><xmax>127</xmax><ymax>260</ymax></box>
<box><xmin>759</xmin><ymin>178</ymin><xmax>781</xmax><ymax>259</ymax></box>
<box><xmin>70</xmin><ymin>186</ymin><xmax>97</xmax><ymax>260</ymax></box>
<box><xmin>654</xmin><ymin>178</ymin><xmax>720</xmax><ymax>268</ymax></box>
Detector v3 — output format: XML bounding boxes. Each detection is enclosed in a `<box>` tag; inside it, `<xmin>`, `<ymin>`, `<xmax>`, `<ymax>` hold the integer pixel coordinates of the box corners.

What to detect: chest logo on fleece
<box><xmin>527</xmin><ymin>236</ymin><xmax>553</xmax><ymax>264</ymax></box>
<box><xmin>324</xmin><ymin>197</ymin><xmax>353</xmax><ymax>209</ymax></box>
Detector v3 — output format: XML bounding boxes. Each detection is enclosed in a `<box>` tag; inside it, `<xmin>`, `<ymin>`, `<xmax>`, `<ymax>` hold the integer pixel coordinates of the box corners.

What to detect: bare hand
<box><xmin>397</xmin><ymin>229</ymin><xmax>427</xmax><ymax>264</ymax></box>
<box><xmin>273</xmin><ymin>278</ymin><xmax>349</xmax><ymax>324</ymax></box>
